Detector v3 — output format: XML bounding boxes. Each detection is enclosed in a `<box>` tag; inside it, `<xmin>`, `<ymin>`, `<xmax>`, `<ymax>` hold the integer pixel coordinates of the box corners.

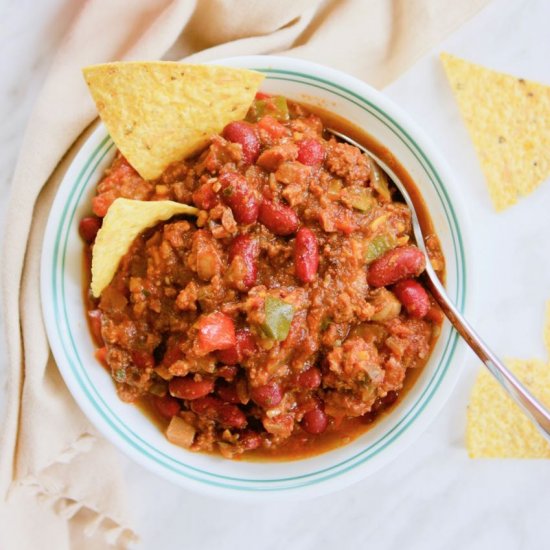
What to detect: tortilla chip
<box><xmin>83</xmin><ymin>62</ymin><xmax>264</xmax><ymax>180</ymax></box>
<box><xmin>440</xmin><ymin>53</ymin><xmax>550</xmax><ymax>210</ymax></box>
<box><xmin>91</xmin><ymin>198</ymin><xmax>197</xmax><ymax>297</ymax></box>
<box><xmin>467</xmin><ymin>301</ymin><xmax>550</xmax><ymax>458</ymax></box>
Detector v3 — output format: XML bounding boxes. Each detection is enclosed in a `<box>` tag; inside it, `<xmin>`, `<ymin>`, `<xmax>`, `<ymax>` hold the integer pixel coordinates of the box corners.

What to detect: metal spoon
<box><xmin>328</xmin><ymin>127</ymin><xmax>550</xmax><ymax>441</ymax></box>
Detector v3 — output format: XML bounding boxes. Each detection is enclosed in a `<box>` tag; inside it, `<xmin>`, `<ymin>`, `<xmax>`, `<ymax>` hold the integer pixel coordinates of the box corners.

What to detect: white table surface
<box><xmin>2</xmin><ymin>0</ymin><xmax>550</xmax><ymax>548</ymax></box>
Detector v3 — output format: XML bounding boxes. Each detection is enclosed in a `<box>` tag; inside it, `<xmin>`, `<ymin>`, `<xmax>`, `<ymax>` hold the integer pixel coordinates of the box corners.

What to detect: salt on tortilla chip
<box><xmin>91</xmin><ymin>198</ymin><xmax>197</xmax><ymax>297</ymax></box>
<box><xmin>466</xmin><ymin>302</ymin><xmax>550</xmax><ymax>458</ymax></box>
<box><xmin>83</xmin><ymin>62</ymin><xmax>264</xmax><ymax>180</ymax></box>
<box><xmin>440</xmin><ymin>53</ymin><xmax>550</xmax><ymax>211</ymax></box>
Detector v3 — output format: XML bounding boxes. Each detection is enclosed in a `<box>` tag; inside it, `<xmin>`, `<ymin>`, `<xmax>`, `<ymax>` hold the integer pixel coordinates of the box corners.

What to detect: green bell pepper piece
<box><xmin>261</xmin><ymin>296</ymin><xmax>295</xmax><ymax>341</ymax></box>
<box><xmin>368</xmin><ymin>156</ymin><xmax>391</xmax><ymax>202</ymax></box>
<box><xmin>365</xmin><ymin>234</ymin><xmax>397</xmax><ymax>263</ymax></box>
<box><xmin>248</xmin><ymin>96</ymin><xmax>289</xmax><ymax>122</ymax></box>
<box><xmin>341</xmin><ymin>187</ymin><xmax>376</xmax><ymax>212</ymax></box>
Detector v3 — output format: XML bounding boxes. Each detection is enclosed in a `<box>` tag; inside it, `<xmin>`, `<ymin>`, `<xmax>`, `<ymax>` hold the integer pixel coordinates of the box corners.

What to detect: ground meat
<box><xmin>85</xmin><ymin>95</ymin><xmax>443</xmax><ymax>459</ymax></box>
<box><xmin>325</xmin><ymin>140</ymin><xmax>371</xmax><ymax>186</ymax></box>
<box><xmin>257</xmin><ymin>143</ymin><xmax>298</xmax><ymax>171</ymax></box>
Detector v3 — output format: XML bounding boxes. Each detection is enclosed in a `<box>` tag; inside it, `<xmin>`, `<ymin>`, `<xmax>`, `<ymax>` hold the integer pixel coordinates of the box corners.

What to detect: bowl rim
<box><xmin>40</xmin><ymin>54</ymin><xmax>471</xmax><ymax>500</ymax></box>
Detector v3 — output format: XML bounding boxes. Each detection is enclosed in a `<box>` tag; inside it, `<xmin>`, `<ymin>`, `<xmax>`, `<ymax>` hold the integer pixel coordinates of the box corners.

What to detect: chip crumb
<box><xmin>466</xmin><ymin>301</ymin><xmax>550</xmax><ymax>458</ymax></box>
<box><xmin>440</xmin><ymin>53</ymin><xmax>550</xmax><ymax>211</ymax></box>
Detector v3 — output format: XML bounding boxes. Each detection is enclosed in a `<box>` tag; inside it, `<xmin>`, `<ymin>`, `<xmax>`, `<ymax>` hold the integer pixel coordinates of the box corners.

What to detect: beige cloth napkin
<box><xmin>0</xmin><ymin>0</ymin><xmax>491</xmax><ymax>547</ymax></box>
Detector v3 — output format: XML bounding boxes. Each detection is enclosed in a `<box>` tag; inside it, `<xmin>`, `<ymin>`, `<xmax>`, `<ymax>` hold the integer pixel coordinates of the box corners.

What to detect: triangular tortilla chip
<box><xmin>467</xmin><ymin>301</ymin><xmax>550</xmax><ymax>458</ymax></box>
<box><xmin>441</xmin><ymin>53</ymin><xmax>550</xmax><ymax>210</ymax></box>
<box><xmin>91</xmin><ymin>198</ymin><xmax>197</xmax><ymax>297</ymax></box>
<box><xmin>83</xmin><ymin>62</ymin><xmax>264</xmax><ymax>180</ymax></box>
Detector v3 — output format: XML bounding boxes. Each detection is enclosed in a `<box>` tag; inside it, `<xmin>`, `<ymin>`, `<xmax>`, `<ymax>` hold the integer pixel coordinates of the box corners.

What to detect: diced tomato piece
<box><xmin>255</xmin><ymin>92</ymin><xmax>271</xmax><ymax>100</ymax></box>
<box><xmin>334</xmin><ymin>212</ymin><xmax>358</xmax><ymax>235</ymax></box>
<box><xmin>258</xmin><ymin>115</ymin><xmax>287</xmax><ymax>139</ymax></box>
<box><xmin>196</xmin><ymin>312</ymin><xmax>236</xmax><ymax>354</ymax></box>
<box><xmin>92</xmin><ymin>194</ymin><xmax>114</xmax><ymax>218</ymax></box>
<box><xmin>216</xmin><ymin>328</ymin><xmax>256</xmax><ymax>365</ymax></box>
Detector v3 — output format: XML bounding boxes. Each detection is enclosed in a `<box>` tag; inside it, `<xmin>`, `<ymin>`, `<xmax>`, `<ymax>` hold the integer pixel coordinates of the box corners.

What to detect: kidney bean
<box><xmin>191</xmin><ymin>395</ymin><xmax>221</xmax><ymax>417</ymax></box>
<box><xmin>222</xmin><ymin>121</ymin><xmax>260</xmax><ymax>165</ymax></box>
<box><xmin>297</xmin><ymin>139</ymin><xmax>324</xmax><ymax>166</ymax></box>
<box><xmin>297</xmin><ymin>367</ymin><xmax>322</xmax><ymax>389</ymax></box>
<box><xmin>196</xmin><ymin>312</ymin><xmax>236</xmax><ymax>354</ymax></box>
<box><xmin>88</xmin><ymin>309</ymin><xmax>104</xmax><ymax>346</ymax></box>
<box><xmin>294</xmin><ymin>227</ymin><xmax>319</xmax><ymax>283</ymax></box>
<box><xmin>381</xmin><ymin>390</ymin><xmax>399</xmax><ymax>408</ymax></box>
<box><xmin>301</xmin><ymin>407</ymin><xmax>328</xmax><ymax>434</ymax></box>
<box><xmin>217</xmin><ymin>382</ymin><xmax>241</xmax><ymax>404</ymax></box>
<box><xmin>393</xmin><ymin>279</ymin><xmax>430</xmax><ymax>318</ymax></box>
<box><xmin>361</xmin><ymin>410</ymin><xmax>377</xmax><ymax>424</ymax></box>
<box><xmin>216</xmin><ymin>328</ymin><xmax>256</xmax><ymax>365</ymax></box>
<box><xmin>169</xmin><ymin>375</ymin><xmax>214</xmax><ymax>400</ymax></box>
<box><xmin>218</xmin><ymin>403</ymin><xmax>247</xmax><ymax>429</ymax></box>
<box><xmin>192</xmin><ymin>182</ymin><xmax>219</xmax><ymax>210</ymax></box>
<box><xmin>258</xmin><ymin>199</ymin><xmax>299</xmax><ymax>236</ymax></box>
<box><xmin>152</xmin><ymin>394</ymin><xmax>181</xmax><ymax>419</ymax></box>
<box><xmin>162</xmin><ymin>341</ymin><xmax>184</xmax><ymax>367</ymax></box>
<box><xmin>131</xmin><ymin>350</ymin><xmax>154</xmax><ymax>369</ymax></box>
<box><xmin>191</xmin><ymin>396</ymin><xmax>247</xmax><ymax>429</ymax></box>
<box><xmin>228</xmin><ymin>235</ymin><xmax>260</xmax><ymax>288</ymax></box>
<box><xmin>219</xmin><ymin>172</ymin><xmax>259</xmax><ymax>224</ymax></box>
<box><xmin>251</xmin><ymin>382</ymin><xmax>283</xmax><ymax>408</ymax></box>
<box><xmin>79</xmin><ymin>216</ymin><xmax>102</xmax><ymax>243</ymax></box>
<box><xmin>367</xmin><ymin>245</ymin><xmax>426</xmax><ymax>287</ymax></box>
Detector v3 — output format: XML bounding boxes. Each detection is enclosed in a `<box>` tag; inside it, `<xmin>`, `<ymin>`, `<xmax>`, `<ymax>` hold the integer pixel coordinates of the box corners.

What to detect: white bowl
<box><xmin>41</xmin><ymin>55</ymin><xmax>470</xmax><ymax>500</ymax></box>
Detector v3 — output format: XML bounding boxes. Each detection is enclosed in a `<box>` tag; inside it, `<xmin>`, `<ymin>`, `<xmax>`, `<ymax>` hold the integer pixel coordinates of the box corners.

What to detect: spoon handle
<box><xmin>325</xmin><ymin>127</ymin><xmax>550</xmax><ymax>441</ymax></box>
<box><xmin>424</xmin><ymin>266</ymin><xmax>550</xmax><ymax>441</ymax></box>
